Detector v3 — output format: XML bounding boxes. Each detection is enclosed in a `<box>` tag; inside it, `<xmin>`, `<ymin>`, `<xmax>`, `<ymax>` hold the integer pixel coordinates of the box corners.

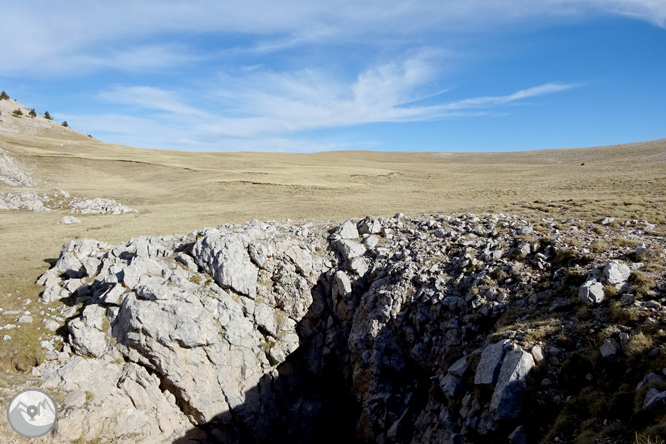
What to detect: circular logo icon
<box><xmin>7</xmin><ymin>389</ymin><xmax>57</xmax><ymax>438</ymax></box>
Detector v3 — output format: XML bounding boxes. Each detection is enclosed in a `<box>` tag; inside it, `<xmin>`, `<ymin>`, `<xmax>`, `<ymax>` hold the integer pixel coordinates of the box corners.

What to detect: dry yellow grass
<box><xmin>0</xmin><ymin>129</ymin><xmax>665</xmax><ymax>367</ymax></box>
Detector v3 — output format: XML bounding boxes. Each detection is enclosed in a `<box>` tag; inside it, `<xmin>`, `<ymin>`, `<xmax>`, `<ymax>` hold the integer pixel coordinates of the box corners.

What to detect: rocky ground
<box><xmin>11</xmin><ymin>212</ymin><xmax>664</xmax><ymax>443</ymax></box>
<box><xmin>0</xmin><ymin>188</ymin><xmax>138</xmax><ymax>215</ymax></box>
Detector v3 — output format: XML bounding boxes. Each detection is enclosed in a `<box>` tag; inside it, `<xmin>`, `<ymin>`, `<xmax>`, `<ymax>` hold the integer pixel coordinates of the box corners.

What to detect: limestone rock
<box><xmin>336</xmin><ymin>219</ymin><xmax>359</xmax><ymax>239</ymax></box>
<box><xmin>193</xmin><ymin>233</ymin><xmax>258</xmax><ymax>297</ymax></box>
<box><xmin>603</xmin><ymin>261</ymin><xmax>631</xmax><ymax>285</ymax></box>
<box><xmin>358</xmin><ymin>217</ymin><xmax>382</xmax><ymax>235</ymax></box>
<box><xmin>333</xmin><ymin>239</ymin><xmax>366</xmax><ymax>261</ymax></box>
<box><xmin>42</xmin><ymin>357</ymin><xmax>189</xmax><ymax>443</ymax></box>
<box><xmin>490</xmin><ymin>349</ymin><xmax>535</xmax><ymax>420</ymax></box>
<box><xmin>58</xmin><ymin>215</ymin><xmax>81</xmax><ymax>225</ymax></box>
<box><xmin>475</xmin><ymin>340</ymin><xmax>510</xmax><ymax>385</ymax></box>
<box><xmin>599</xmin><ymin>338</ymin><xmax>619</xmax><ymax>358</ymax></box>
<box><xmin>643</xmin><ymin>388</ymin><xmax>666</xmax><ymax>410</ymax></box>
<box><xmin>579</xmin><ymin>280</ymin><xmax>605</xmax><ymax>305</ymax></box>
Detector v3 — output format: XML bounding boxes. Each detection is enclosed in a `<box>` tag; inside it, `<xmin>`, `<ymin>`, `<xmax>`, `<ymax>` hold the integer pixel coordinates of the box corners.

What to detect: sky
<box><xmin>0</xmin><ymin>1</ymin><xmax>664</xmax><ymax>153</ymax></box>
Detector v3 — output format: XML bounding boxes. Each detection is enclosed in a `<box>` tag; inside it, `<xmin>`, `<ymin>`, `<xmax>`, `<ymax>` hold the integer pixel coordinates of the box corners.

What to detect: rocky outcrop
<box><xmin>33</xmin><ymin>213</ymin><xmax>666</xmax><ymax>443</ymax></box>
<box><xmin>0</xmin><ymin>188</ymin><xmax>138</xmax><ymax>214</ymax></box>
<box><xmin>0</xmin><ymin>147</ymin><xmax>37</xmax><ymax>187</ymax></box>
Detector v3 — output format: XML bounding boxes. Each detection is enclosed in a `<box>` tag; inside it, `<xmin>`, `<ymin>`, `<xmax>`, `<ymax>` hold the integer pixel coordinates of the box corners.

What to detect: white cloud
<box><xmin>81</xmin><ymin>54</ymin><xmax>574</xmax><ymax>151</ymax></box>
<box><xmin>99</xmin><ymin>86</ymin><xmax>208</xmax><ymax>118</ymax></box>
<box><xmin>439</xmin><ymin>83</ymin><xmax>576</xmax><ymax>111</ymax></box>
<box><xmin>0</xmin><ymin>0</ymin><xmax>664</xmax><ymax>75</ymax></box>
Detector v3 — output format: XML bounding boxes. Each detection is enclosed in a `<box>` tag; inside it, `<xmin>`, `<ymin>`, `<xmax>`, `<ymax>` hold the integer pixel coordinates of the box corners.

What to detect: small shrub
<box><xmin>12</xmin><ymin>109</ymin><xmax>22</xmax><ymax>117</ymax></box>
<box><xmin>629</xmin><ymin>271</ymin><xmax>655</xmax><ymax>298</ymax></box>
<box><xmin>609</xmin><ymin>301</ymin><xmax>641</xmax><ymax>325</ymax></box>
<box><xmin>44</xmin><ymin>111</ymin><xmax>52</xmax><ymax>120</ymax></box>
<box><xmin>613</xmin><ymin>238</ymin><xmax>641</xmax><ymax>248</ymax></box>
<box><xmin>61</xmin><ymin>121</ymin><xmax>69</xmax><ymax>127</ymax></box>
<box><xmin>603</xmin><ymin>285</ymin><xmax>618</xmax><ymax>299</ymax></box>
<box><xmin>624</xmin><ymin>332</ymin><xmax>653</xmax><ymax>356</ymax></box>
<box><xmin>0</xmin><ymin>90</ymin><xmax>9</xmax><ymax>100</ymax></box>
<box><xmin>590</xmin><ymin>239</ymin><xmax>609</xmax><ymax>253</ymax></box>
<box><xmin>554</xmin><ymin>248</ymin><xmax>592</xmax><ymax>268</ymax></box>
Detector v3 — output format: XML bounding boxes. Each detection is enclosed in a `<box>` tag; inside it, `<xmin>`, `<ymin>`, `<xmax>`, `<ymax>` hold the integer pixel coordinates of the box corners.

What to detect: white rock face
<box><xmin>0</xmin><ymin>148</ymin><xmax>37</xmax><ymax>187</ymax></box>
<box><xmin>42</xmin><ymin>357</ymin><xmax>190</xmax><ymax>443</ymax></box>
<box><xmin>334</xmin><ymin>239</ymin><xmax>366</xmax><ymax>261</ymax></box>
<box><xmin>193</xmin><ymin>233</ymin><xmax>258</xmax><ymax>297</ymax></box>
<box><xmin>30</xmin><ymin>213</ymin><xmax>666</xmax><ymax>443</ymax></box>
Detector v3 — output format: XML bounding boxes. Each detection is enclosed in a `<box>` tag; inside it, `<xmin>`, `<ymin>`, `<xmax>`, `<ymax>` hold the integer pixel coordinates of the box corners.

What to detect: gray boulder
<box><xmin>643</xmin><ymin>388</ymin><xmax>666</xmax><ymax>410</ymax></box>
<box><xmin>603</xmin><ymin>261</ymin><xmax>631</xmax><ymax>285</ymax></box>
<box><xmin>475</xmin><ymin>340</ymin><xmax>510</xmax><ymax>385</ymax></box>
<box><xmin>358</xmin><ymin>217</ymin><xmax>382</xmax><ymax>235</ymax></box>
<box><xmin>600</xmin><ymin>338</ymin><xmax>619</xmax><ymax>358</ymax></box>
<box><xmin>336</xmin><ymin>219</ymin><xmax>359</xmax><ymax>239</ymax></box>
<box><xmin>490</xmin><ymin>349</ymin><xmax>535</xmax><ymax>420</ymax></box>
<box><xmin>579</xmin><ymin>280</ymin><xmax>605</xmax><ymax>305</ymax></box>
<box><xmin>334</xmin><ymin>239</ymin><xmax>366</xmax><ymax>261</ymax></box>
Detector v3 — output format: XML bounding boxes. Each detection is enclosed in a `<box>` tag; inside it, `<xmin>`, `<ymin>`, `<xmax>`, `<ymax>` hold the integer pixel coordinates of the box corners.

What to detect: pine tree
<box><xmin>12</xmin><ymin>109</ymin><xmax>23</xmax><ymax>117</ymax></box>
<box><xmin>44</xmin><ymin>111</ymin><xmax>52</xmax><ymax>120</ymax></box>
<box><xmin>0</xmin><ymin>91</ymin><xmax>9</xmax><ymax>100</ymax></box>
<box><xmin>29</xmin><ymin>108</ymin><xmax>37</xmax><ymax>118</ymax></box>
<box><xmin>61</xmin><ymin>121</ymin><xmax>69</xmax><ymax>127</ymax></box>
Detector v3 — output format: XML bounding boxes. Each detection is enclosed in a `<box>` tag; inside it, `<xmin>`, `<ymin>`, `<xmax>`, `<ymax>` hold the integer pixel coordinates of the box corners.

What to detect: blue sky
<box><xmin>1</xmin><ymin>1</ymin><xmax>664</xmax><ymax>152</ymax></box>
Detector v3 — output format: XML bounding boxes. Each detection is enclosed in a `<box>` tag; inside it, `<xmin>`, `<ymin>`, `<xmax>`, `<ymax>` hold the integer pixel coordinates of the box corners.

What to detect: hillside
<box><xmin>0</xmin><ymin>96</ymin><xmax>665</xmax><ymax>443</ymax></box>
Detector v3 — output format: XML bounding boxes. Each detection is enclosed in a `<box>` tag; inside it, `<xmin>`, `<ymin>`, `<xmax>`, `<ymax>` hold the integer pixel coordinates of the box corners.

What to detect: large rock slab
<box><xmin>490</xmin><ymin>349</ymin><xmax>535</xmax><ymax>420</ymax></box>
<box><xmin>41</xmin><ymin>357</ymin><xmax>190</xmax><ymax>443</ymax></box>
<box><xmin>475</xmin><ymin>340</ymin><xmax>511</xmax><ymax>385</ymax></box>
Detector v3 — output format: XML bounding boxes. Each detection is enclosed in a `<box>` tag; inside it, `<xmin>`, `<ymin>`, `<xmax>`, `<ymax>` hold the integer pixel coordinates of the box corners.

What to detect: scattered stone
<box><xmin>603</xmin><ymin>261</ymin><xmax>631</xmax><ymax>285</ymax></box>
<box><xmin>579</xmin><ymin>280</ymin><xmax>605</xmax><ymax>305</ymax></box>
<box><xmin>530</xmin><ymin>345</ymin><xmax>545</xmax><ymax>366</ymax></box>
<box><xmin>69</xmin><ymin>197</ymin><xmax>138</xmax><ymax>215</ymax></box>
<box><xmin>643</xmin><ymin>388</ymin><xmax>666</xmax><ymax>410</ymax></box>
<box><xmin>58</xmin><ymin>215</ymin><xmax>81</xmax><ymax>225</ymax></box>
<box><xmin>336</xmin><ymin>219</ymin><xmax>359</xmax><ymax>239</ymax></box>
<box><xmin>17</xmin><ymin>315</ymin><xmax>33</xmax><ymax>324</ymax></box>
<box><xmin>358</xmin><ymin>217</ymin><xmax>382</xmax><ymax>235</ymax></box>
<box><xmin>636</xmin><ymin>373</ymin><xmax>663</xmax><ymax>391</ymax></box>
<box><xmin>508</xmin><ymin>425</ymin><xmax>528</xmax><ymax>444</ymax></box>
<box><xmin>333</xmin><ymin>239</ymin><xmax>366</xmax><ymax>261</ymax></box>
<box><xmin>599</xmin><ymin>338</ymin><xmax>619</xmax><ymax>358</ymax></box>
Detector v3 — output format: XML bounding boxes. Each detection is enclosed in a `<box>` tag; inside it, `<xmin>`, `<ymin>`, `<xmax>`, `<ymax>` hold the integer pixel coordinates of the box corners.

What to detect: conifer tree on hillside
<box><xmin>44</xmin><ymin>111</ymin><xmax>52</xmax><ymax>120</ymax></box>
<box><xmin>0</xmin><ymin>91</ymin><xmax>9</xmax><ymax>100</ymax></box>
<box><xmin>61</xmin><ymin>121</ymin><xmax>69</xmax><ymax>127</ymax></box>
<box><xmin>12</xmin><ymin>109</ymin><xmax>23</xmax><ymax>117</ymax></box>
<box><xmin>29</xmin><ymin>108</ymin><xmax>37</xmax><ymax>118</ymax></box>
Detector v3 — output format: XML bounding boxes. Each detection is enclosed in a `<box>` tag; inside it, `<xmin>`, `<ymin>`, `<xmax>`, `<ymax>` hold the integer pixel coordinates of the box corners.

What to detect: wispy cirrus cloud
<box><xmin>0</xmin><ymin>0</ymin><xmax>664</xmax><ymax>76</ymax></box>
<box><xmin>87</xmin><ymin>54</ymin><xmax>574</xmax><ymax>151</ymax></box>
